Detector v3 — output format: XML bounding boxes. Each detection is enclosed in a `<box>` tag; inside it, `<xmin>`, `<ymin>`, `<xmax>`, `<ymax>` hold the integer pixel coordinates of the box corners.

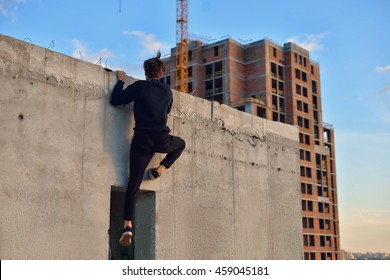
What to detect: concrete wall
<box><xmin>0</xmin><ymin>34</ymin><xmax>303</xmax><ymax>260</ymax></box>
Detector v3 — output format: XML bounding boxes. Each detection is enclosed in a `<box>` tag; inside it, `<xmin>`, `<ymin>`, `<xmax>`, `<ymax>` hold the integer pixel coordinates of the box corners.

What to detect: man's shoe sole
<box><xmin>119</xmin><ymin>232</ymin><xmax>132</xmax><ymax>247</ymax></box>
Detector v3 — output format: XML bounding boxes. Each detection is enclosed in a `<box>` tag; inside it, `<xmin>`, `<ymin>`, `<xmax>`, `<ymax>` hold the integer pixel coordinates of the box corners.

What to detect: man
<box><xmin>110</xmin><ymin>51</ymin><xmax>185</xmax><ymax>246</ymax></box>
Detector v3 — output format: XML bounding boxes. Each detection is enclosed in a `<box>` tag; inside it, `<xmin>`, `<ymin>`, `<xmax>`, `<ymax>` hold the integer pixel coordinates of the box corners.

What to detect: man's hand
<box><xmin>116</xmin><ymin>70</ymin><xmax>126</xmax><ymax>82</ymax></box>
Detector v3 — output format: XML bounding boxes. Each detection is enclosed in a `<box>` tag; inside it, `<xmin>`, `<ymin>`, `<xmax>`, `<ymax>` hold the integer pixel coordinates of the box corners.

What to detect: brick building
<box><xmin>161</xmin><ymin>38</ymin><xmax>340</xmax><ymax>260</ymax></box>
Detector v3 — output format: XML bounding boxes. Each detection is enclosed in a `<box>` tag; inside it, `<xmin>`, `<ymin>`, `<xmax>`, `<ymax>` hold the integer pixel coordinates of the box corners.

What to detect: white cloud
<box><xmin>122</xmin><ymin>30</ymin><xmax>169</xmax><ymax>57</ymax></box>
<box><xmin>287</xmin><ymin>32</ymin><xmax>330</xmax><ymax>52</ymax></box>
<box><xmin>69</xmin><ymin>39</ymin><xmax>146</xmax><ymax>78</ymax></box>
<box><xmin>377</xmin><ymin>84</ymin><xmax>390</xmax><ymax>96</ymax></box>
<box><xmin>376</xmin><ymin>65</ymin><xmax>390</xmax><ymax>74</ymax></box>
<box><xmin>0</xmin><ymin>0</ymin><xmax>27</xmax><ymax>19</ymax></box>
<box><xmin>70</xmin><ymin>39</ymin><xmax>113</xmax><ymax>65</ymax></box>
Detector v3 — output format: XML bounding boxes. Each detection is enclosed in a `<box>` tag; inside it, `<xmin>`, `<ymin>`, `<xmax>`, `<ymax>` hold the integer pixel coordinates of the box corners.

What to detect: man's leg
<box><xmin>155</xmin><ymin>135</ymin><xmax>185</xmax><ymax>176</ymax></box>
<box><xmin>121</xmin><ymin>134</ymin><xmax>154</xmax><ymax>246</ymax></box>
<box><xmin>123</xmin><ymin>151</ymin><xmax>154</xmax><ymax>221</ymax></box>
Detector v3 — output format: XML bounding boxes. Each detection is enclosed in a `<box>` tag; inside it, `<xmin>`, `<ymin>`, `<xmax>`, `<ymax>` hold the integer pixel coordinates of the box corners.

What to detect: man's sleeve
<box><xmin>110</xmin><ymin>80</ymin><xmax>139</xmax><ymax>106</ymax></box>
<box><xmin>167</xmin><ymin>89</ymin><xmax>173</xmax><ymax>114</ymax></box>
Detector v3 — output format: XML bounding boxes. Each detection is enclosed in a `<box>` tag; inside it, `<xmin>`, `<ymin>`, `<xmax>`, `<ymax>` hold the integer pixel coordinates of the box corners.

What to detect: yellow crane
<box><xmin>176</xmin><ymin>0</ymin><xmax>188</xmax><ymax>93</ymax></box>
<box><xmin>119</xmin><ymin>0</ymin><xmax>189</xmax><ymax>92</ymax></box>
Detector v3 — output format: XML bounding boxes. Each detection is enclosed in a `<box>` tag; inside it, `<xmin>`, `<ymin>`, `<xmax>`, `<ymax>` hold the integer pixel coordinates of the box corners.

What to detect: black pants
<box><xmin>123</xmin><ymin>130</ymin><xmax>185</xmax><ymax>221</ymax></box>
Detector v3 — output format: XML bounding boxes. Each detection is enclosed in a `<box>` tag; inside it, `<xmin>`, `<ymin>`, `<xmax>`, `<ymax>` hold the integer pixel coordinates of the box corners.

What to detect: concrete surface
<box><xmin>0</xmin><ymin>34</ymin><xmax>303</xmax><ymax>259</ymax></box>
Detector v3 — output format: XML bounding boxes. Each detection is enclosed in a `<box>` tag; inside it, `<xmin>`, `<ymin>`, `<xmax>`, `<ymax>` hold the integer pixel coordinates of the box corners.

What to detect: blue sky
<box><xmin>1</xmin><ymin>0</ymin><xmax>389</xmax><ymax>253</ymax></box>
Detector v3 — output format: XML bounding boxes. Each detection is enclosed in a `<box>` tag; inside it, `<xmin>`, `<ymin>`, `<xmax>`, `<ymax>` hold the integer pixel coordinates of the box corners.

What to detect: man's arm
<box><xmin>167</xmin><ymin>88</ymin><xmax>173</xmax><ymax>114</ymax></box>
<box><xmin>110</xmin><ymin>71</ymin><xmax>138</xmax><ymax>106</ymax></box>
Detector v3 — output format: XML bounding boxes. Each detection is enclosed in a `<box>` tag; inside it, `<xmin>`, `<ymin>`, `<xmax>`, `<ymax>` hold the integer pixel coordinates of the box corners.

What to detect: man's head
<box><xmin>144</xmin><ymin>51</ymin><xmax>164</xmax><ymax>80</ymax></box>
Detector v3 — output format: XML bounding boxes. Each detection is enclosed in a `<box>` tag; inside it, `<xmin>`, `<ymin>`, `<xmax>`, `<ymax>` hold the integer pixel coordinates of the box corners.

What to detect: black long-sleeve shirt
<box><xmin>110</xmin><ymin>79</ymin><xmax>173</xmax><ymax>133</ymax></box>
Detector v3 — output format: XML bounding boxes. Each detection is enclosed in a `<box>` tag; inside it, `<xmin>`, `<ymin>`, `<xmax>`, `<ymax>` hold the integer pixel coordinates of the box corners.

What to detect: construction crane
<box><xmin>176</xmin><ymin>0</ymin><xmax>189</xmax><ymax>93</ymax></box>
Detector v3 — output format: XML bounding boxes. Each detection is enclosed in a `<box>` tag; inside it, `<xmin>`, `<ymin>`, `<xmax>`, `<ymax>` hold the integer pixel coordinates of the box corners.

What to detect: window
<box><xmin>303</xmin><ymin>218</ymin><xmax>314</xmax><ymax>229</ymax></box>
<box><xmin>295</xmin><ymin>69</ymin><xmax>301</xmax><ymax>79</ymax></box>
<box><xmin>310</xmin><ymin>235</ymin><xmax>315</xmax><ymax>246</ymax></box>
<box><xmin>319</xmin><ymin>219</ymin><xmax>325</xmax><ymax>230</ymax></box>
<box><xmin>302</xmin><ymin>71</ymin><xmax>307</xmax><ymax>82</ymax></box>
<box><xmin>297</xmin><ymin>100</ymin><xmax>303</xmax><ymax>111</ymax></box>
<box><xmin>159</xmin><ymin>75</ymin><xmax>171</xmax><ymax>86</ymax></box>
<box><xmin>308</xmin><ymin>200</ymin><xmax>313</xmax><ymax>211</ymax></box>
<box><xmin>279</xmin><ymin>81</ymin><xmax>284</xmax><ymax>93</ymax></box>
<box><xmin>236</xmin><ymin>106</ymin><xmax>245</xmax><ymax>112</ymax></box>
<box><xmin>318</xmin><ymin>186</ymin><xmax>323</xmax><ymax>197</ymax></box>
<box><xmin>206</xmin><ymin>93</ymin><xmax>223</xmax><ymax>103</ymax></box>
<box><xmin>305</xmin><ymin>134</ymin><xmax>310</xmax><ymax>145</ymax></box>
<box><xmin>257</xmin><ymin>106</ymin><xmax>266</xmax><ymax>118</ymax></box>
<box><xmin>205</xmin><ymin>80</ymin><xmax>213</xmax><ymax>95</ymax></box>
<box><xmin>273</xmin><ymin>112</ymin><xmax>278</xmax><ymax>121</ymax></box>
<box><xmin>215</xmin><ymin>61</ymin><xmax>223</xmax><ymax>76</ymax></box>
<box><xmin>326</xmin><ymin>236</ymin><xmax>331</xmax><ymax>246</ymax></box>
<box><xmin>304</xmin><ymin>118</ymin><xmax>310</xmax><ymax>129</ymax></box>
<box><xmin>307</xmin><ymin>184</ymin><xmax>313</xmax><ymax>194</ymax></box>
<box><xmin>304</xmin><ymin>103</ymin><xmax>309</xmax><ymax>113</ymax></box>
<box><xmin>272</xmin><ymin>79</ymin><xmax>277</xmax><ymax>92</ymax></box>
<box><xmin>296</xmin><ymin>84</ymin><xmax>302</xmax><ymax>95</ymax></box>
<box><xmin>215</xmin><ymin>77</ymin><xmax>223</xmax><ymax>93</ymax></box>
<box><xmin>300</xmin><ymin>150</ymin><xmax>311</xmax><ymax>161</ymax></box>
<box><xmin>302</xmin><ymin>200</ymin><xmax>314</xmax><ymax>212</ymax></box>
<box><xmin>312</xmin><ymin>80</ymin><xmax>317</xmax><ymax>93</ymax></box>
<box><xmin>318</xmin><ymin>202</ymin><xmax>324</xmax><ymax>213</ymax></box>
<box><xmin>304</xmin><ymin>235</ymin><xmax>309</xmax><ymax>246</ymax></box>
<box><xmin>214</xmin><ymin>46</ymin><xmax>219</xmax><ymax>56</ymax></box>
<box><xmin>304</xmin><ymin>57</ymin><xmax>307</xmax><ymax>67</ymax></box>
<box><xmin>314</xmin><ymin>125</ymin><xmax>319</xmax><ymax>139</ymax></box>
<box><xmin>298</xmin><ymin>116</ymin><xmax>303</xmax><ymax>127</ymax></box>
<box><xmin>306</xmin><ymin>167</ymin><xmax>312</xmax><ymax>178</ymax></box>
<box><xmin>272</xmin><ymin>95</ymin><xmax>278</xmax><ymax>110</ymax></box>
<box><xmin>303</xmin><ymin>87</ymin><xmax>308</xmax><ymax>97</ymax></box>
<box><xmin>278</xmin><ymin>65</ymin><xmax>284</xmax><ymax>79</ymax></box>
<box><xmin>271</xmin><ymin>62</ymin><xmax>277</xmax><ymax>77</ymax></box>
<box><xmin>305</xmin><ymin>151</ymin><xmax>311</xmax><ymax>161</ymax></box>
<box><xmin>188</xmin><ymin>50</ymin><xmax>192</xmax><ymax>61</ymax></box>
<box><xmin>313</xmin><ymin>95</ymin><xmax>318</xmax><ymax>108</ymax></box>
<box><xmin>320</xmin><ymin>236</ymin><xmax>325</xmax><ymax>247</ymax></box>
<box><xmin>325</xmin><ymin>203</ymin><xmax>330</xmax><ymax>213</ymax></box>
<box><xmin>205</xmin><ymin>64</ymin><xmax>213</xmax><ymax>79</ymax></box>
<box><xmin>188</xmin><ymin>66</ymin><xmax>192</xmax><ymax>77</ymax></box>
<box><xmin>301</xmin><ymin>183</ymin><xmax>313</xmax><ymax>195</ymax></box>
<box><xmin>273</xmin><ymin>47</ymin><xmax>277</xmax><ymax>57</ymax></box>
<box><xmin>300</xmin><ymin>134</ymin><xmax>309</xmax><ymax>145</ymax></box>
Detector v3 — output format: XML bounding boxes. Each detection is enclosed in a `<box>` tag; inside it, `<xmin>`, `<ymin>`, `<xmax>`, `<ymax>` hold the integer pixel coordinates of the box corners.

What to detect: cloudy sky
<box><xmin>1</xmin><ymin>0</ymin><xmax>389</xmax><ymax>253</ymax></box>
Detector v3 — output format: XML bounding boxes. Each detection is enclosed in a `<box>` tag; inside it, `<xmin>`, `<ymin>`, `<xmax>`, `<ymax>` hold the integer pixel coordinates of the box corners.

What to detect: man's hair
<box><xmin>143</xmin><ymin>51</ymin><xmax>165</xmax><ymax>79</ymax></box>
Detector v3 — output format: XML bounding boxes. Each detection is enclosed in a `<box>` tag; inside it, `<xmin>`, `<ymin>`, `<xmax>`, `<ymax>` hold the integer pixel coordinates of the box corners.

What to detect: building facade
<box><xmin>162</xmin><ymin>38</ymin><xmax>340</xmax><ymax>260</ymax></box>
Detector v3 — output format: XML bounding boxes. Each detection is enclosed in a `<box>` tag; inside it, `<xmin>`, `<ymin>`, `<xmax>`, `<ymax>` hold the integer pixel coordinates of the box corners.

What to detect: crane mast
<box><xmin>176</xmin><ymin>0</ymin><xmax>188</xmax><ymax>93</ymax></box>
